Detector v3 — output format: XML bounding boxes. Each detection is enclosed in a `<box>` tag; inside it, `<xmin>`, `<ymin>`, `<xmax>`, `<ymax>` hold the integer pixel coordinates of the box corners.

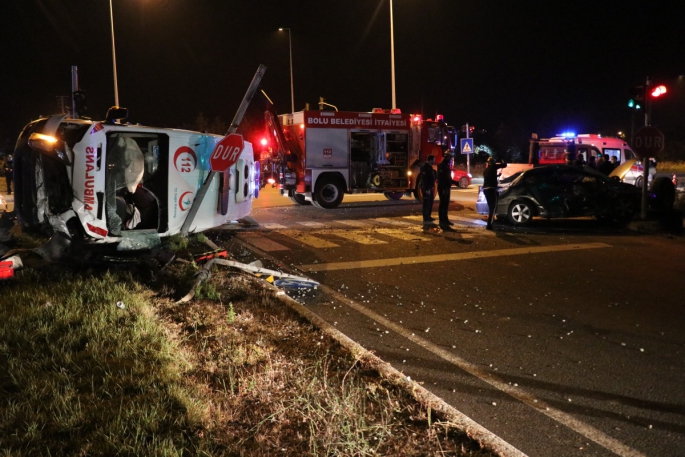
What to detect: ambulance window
<box><xmin>624</xmin><ymin>149</ymin><xmax>635</xmax><ymax>160</ymax></box>
<box><xmin>577</xmin><ymin>147</ymin><xmax>589</xmax><ymax>162</ymax></box>
<box><xmin>603</xmin><ymin>148</ymin><xmax>621</xmax><ymax>161</ymax></box>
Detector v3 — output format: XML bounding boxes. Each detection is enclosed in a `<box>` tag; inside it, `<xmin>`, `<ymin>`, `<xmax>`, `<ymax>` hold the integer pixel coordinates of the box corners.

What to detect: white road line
<box><xmin>280</xmin><ymin>230</ymin><xmax>339</xmax><ymax>248</ymax></box>
<box><xmin>334</xmin><ymin>219</ymin><xmax>372</xmax><ymax>227</ymax></box>
<box><xmin>322</xmin><ymin>285</ymin><xmax>645</xmax><ymax>457</ymax></box>
<box><xmin>261</xmin><ymin>223</ymin><xmax>287</xmax><ymax>230</ymax></box>
<box><xmin>372</xmin><ymin>217</ymin><xmax>414</xmax><ymax>226</ymax></box>
<box><xmin>450</xmin><ymin>215</ymin><xmax>488</xmax><ymax>226</ymax></box>
<box><xmin>323</xmin><ymin>229</ymin><xmax>388</xmax><ymax>245</ymax></box>
<box><xmin>239</xmin><ymin>233</ymin><xmax>290</xmax><ymax>252</ymax></box>
<box><xmin>298</xmin><ymin>221</ymin><xmax>327</xmax><ymax>228</ymax></box>
<box><xmin>372</xmin><ymin>227</ymin><xmax>432</xmax><ymax>242</ymax></box>
<box><xmin>299</xmin><ymin>242</ymin><xmax>611</xmax><ymax>272</ymax></box>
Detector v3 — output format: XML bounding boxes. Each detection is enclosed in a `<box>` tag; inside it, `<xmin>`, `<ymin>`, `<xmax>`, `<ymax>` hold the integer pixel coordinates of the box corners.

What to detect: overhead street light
<box><xmin>279</xmin><ymin>28</ymin><xmax>295</xmax><ymax>113</ymax></box>
<box><xmin>389</xmin><ymin>0</ymin><xmax>396</xmax><ymax>110</ymax></box>
<box><xmin>109</xmin><ymin>0</ymin><xmax>120</xmax><ymax>106</ymax></box>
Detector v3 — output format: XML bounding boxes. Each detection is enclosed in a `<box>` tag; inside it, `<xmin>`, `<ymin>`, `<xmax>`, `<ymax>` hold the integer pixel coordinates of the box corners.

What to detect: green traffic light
<box><xmin>628</xmin><ymin>99</ymin><xmax>635</xmax><ymax>108</ymax></box>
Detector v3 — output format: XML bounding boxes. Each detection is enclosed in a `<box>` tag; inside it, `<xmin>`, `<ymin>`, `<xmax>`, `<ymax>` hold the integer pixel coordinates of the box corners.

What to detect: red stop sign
<box><xmin>209</xmin><ymin>133</ymin><xmax>245</xmax><ymax>172</ymax></box>
<box><xmin>632</xmin><ymin>126</ymin><xmax>665</xmax><ymax>159</ymax></box>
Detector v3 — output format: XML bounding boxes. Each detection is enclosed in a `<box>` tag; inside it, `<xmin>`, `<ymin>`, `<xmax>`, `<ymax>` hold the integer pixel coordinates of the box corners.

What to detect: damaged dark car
<box><xmin>479</xmin><ymin>165</ymin><xmax>641</xmax><ymax>226</ymax></box>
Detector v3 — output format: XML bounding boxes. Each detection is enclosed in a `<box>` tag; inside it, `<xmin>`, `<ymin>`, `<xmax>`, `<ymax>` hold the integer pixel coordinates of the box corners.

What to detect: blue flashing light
<box><xmin>559</xmin><ymin>131</ymin><xmax>576</xmax><ymax>139</ymax></box>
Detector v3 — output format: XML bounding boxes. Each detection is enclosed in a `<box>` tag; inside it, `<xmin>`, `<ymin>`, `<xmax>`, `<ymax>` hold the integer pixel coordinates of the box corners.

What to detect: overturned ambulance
<box><xmin>13</xmin><ymin>107</ymin><xmax>258</xmax><ymax>252</ymax></box>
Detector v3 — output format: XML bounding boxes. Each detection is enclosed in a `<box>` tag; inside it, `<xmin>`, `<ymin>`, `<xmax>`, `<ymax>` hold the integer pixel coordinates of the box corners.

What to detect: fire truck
<box><xmin>275</xmin><ymin>109</ymin><xmax>464</xmax><ymax>209</ymax></box>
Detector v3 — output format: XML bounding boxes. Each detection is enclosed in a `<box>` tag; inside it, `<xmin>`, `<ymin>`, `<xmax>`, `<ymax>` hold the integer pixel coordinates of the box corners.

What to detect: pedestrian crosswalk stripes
<box><xmin>279</xmin><ymin>230</ymin><xmax>340</xmax><ymax>248</ymax></box>
<box><xmin>239</xmin><ymin>215</ymin><xmax>490</xmax><ymax>252</ymax></box>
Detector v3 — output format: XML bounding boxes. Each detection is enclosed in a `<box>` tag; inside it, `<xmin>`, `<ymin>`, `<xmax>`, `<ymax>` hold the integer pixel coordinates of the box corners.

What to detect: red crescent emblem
<box><xmin>174</xmin><ymin>146</ymin><xmax>197</xmax><ymax>173</ymax></box>
<box><xmin>179</xmin><ymin>191</ymin><xmax>193</xmax><ymax>211</ymax></box>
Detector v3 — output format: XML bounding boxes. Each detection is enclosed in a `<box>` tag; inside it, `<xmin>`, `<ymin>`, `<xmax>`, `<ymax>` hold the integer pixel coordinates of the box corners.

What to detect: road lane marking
<box><xmin>280</xmin><ymin>230</ymin><xmax>339</xmax><ymax>248</ymax></box>
<box><xmin>450</xmin><ymin>215</ymin><xmax>487</xmax><ymax>226</ymax></box>
<box><xmin>298</xmin><ymin>221</ymin><xmax>327</xmax><ymax>228</ymax></box>
<box><xmin>239</xmin><ymin>233</ymin><xmax>290</xmax><ymax>252</ymax></box>
<box><xmin>372</xmin><ymin>217</ymin><xmax>414</xmax><ymax>226</ymax></box>
<box><xmin>299</xmin><ymin>242</ymin><xmax>611</xmax><ymax>272</ymax></box>
<box><xmin>335</xmin><ymin>219</ymin><xmax>372</xmax><ymax>227</ymax></box>
<box><xmin>314</xmin><ymin>269</ymin><xmax>646</xmax><ymax>457</ymax></box>
<box><xmin>372</xmin><ymin>227</ymin><xmax>432</xmax><ymax>242</ymax></box>
<box><xmin>323</xmin><ymin>229</ymin><xmax>388</xmax><ymax>245</ymax></box>
<box><xmin>261</xmin><ymin>223</ymin><xmax>287</xmax><ymax>230</ymax></box>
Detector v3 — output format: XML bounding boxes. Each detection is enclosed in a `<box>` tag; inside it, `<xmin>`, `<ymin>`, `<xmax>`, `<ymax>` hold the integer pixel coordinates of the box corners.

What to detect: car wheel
<box><xmin>383</xmin><ymin>192</ymin><xmax>404</xmax><ymax>200</ymax></box>
<box><xmin>313</xmin><ymin>178</ymin><xmax>344</xmax><ymax>209</ymax></box>
<box><xmin>507</xmin><ymin>200</ymin><xmax>534</xmax><ymax>226</ymax></box>
<box><xmin>288</xmin><ymin>192</ymin><xmax>311</xmax><ymax>205</ymax></box>
<box><xmin>612</xmin><ymin>197</ymin><xmax>635</xmax><ymax>223</ymax></box>
<box><xmin>459</xmin><ymin>177</ymin><xmax>469</xmax><ymax>189</ymax></box>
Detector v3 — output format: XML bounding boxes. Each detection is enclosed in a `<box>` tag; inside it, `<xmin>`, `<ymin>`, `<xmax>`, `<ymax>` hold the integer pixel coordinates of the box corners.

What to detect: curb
<box><xmin>234</xmin><ymin>237</ymin><xmax>527</xmax><ymax>457</ymax></box>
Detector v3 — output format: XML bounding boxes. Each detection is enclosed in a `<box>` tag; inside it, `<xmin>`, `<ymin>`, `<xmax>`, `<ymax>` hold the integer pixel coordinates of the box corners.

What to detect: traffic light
<box><xmin>72</xmin><ymin>90</ymin><xmax>87</xmax><ymax>117</ymax></box>
<box><xmin>628</xmin><ymin>85</ymin><xmax>644</xmax><ymax>110</ymax></box>
<box><xmin>650</xmin><ymin>85</ymin><xmax>667</xmax><ymax>97</ymax></box>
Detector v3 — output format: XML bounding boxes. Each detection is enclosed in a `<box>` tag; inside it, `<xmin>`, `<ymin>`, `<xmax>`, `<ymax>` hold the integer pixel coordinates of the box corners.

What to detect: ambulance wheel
<box><xmin>313</xmin><ymin>178</ymin><xmax>344</xmax><ymax>209</ymax></box>
<box><xmin>289</xmin><ymin>193</ymin><xmax>311</xmax><ymax>205</ymax></box>
<box><xmin>384</xmin><ymin>192</ymin><xmax>404</xmax><ymax>200</ymax></box>
<box><xmin>634</xmin><ymin>176</ymin><xmax>643</xmax><ymax>189</ymax></box>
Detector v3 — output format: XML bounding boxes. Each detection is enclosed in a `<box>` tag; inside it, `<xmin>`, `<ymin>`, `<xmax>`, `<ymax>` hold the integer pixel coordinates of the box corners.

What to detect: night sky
<box><xmin>1</xmin><ymin>0</ymin><xmax>684</xmax><ymax>152</ymax></box>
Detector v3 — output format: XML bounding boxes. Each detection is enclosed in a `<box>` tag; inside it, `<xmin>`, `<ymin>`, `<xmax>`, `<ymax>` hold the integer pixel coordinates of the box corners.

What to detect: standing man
<box><xmin>437</xmin><ymin>152</ymin><xmax>458</xmax><ymax>227</ymax></box>
<box><xmin>420</xmin><ymin>155</ymin><xmax>436</xmax><ymax>225</ymax></box>
<box><xmin>482</xmin><ymin>156</ymin><xmax>507</xmax><ymax>230</ymax></box>
<box><xmin>3</xmin><ymin>154</ymin><xmax>13</xmax><ymax>195</ymax></box>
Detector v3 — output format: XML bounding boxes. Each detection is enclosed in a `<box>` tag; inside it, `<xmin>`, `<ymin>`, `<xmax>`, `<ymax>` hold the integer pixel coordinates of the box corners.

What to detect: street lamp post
<box><xmin>390</xmin><ymin>0</ymin><xmax>396</xmax><ymax>110</ymax></box>
<box><xmin>109</xmin><ymin>0</ymin><xmax>120</xmax><ymax>106</ymax></box>
<box><xmin>279</xmin><ymin>28</ymin><xmax>295</xmax><ymax>113</ymax></box>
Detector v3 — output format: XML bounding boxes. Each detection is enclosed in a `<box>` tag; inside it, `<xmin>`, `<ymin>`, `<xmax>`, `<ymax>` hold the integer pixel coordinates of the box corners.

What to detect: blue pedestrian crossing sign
<box><xmin>460</xmin><ymin>138</ymin><xmax>474</xmax><ymax>155</ymax></box>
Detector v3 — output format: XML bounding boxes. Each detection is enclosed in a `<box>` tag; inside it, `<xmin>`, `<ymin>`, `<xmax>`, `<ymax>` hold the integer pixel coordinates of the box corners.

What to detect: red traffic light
<box><xmin>651</xmin><ymin>85</ymin><xmax>667</xmax><ymax>97</ymax></box>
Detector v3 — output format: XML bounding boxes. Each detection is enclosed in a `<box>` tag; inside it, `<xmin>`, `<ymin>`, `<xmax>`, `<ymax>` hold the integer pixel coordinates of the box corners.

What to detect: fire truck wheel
<box><xmin>383</xmin><ymin>192</ymin><xmax>404</xmax><ymax>200</ymax></box>
<box><xmin>459</xmin><ymin>177</ymin><xmax>470</xmax><ymax>188</ymax></box>
<box><xmin>289</xmin><ymin>192</ymin><xmax>311</xmax><ymax>205</ymax></box>
<box><xmin>313</xmin><ymin>178</ymin><xmax>344</xmax><ymax>209</ymax></box>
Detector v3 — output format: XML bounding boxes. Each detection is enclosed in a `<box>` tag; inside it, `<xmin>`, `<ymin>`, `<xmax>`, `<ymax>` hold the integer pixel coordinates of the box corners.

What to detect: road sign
<box><xmin>460</xmin><ymin>138</ymin><xmax>474</xmax><ymax>155</ymax></box>
<box><xmin>632</xmin><ymin>126</ymin><xmax>665</xmax><ymax>158</ymax></box>
<box><xmin>210</xmin><ymin>133</ymin><xmax>245</xmax><ymax>172</ymax></box>
<box><xmin>273</xmin><ymin>278</ymin><xmax>320</xmax><ymax>289</ymax></box>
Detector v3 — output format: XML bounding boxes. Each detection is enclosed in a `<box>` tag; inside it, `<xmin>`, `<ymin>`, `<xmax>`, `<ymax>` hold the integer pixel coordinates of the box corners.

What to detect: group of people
<box><xmin>420</xmin><ymin>153</ymin><xmax>505</xmax><ymax>231</ymax></box>
<box><xmin>566</xmin><ymin>151</ymin><xmax>619</xmax><ymax>175</ymax></box>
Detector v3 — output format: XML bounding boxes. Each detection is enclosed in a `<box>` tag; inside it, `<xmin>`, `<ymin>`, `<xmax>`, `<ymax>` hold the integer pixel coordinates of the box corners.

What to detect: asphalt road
<box><xmin>231</xmin><ymin>185</ymin><xmax>685</xmax><ymax>457</ymax></box>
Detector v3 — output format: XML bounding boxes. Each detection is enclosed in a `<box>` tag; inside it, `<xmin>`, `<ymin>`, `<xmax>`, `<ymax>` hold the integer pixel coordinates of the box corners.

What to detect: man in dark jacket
<box><xmin>420</xmin><ymin>155</ymin><xmax>436</xmax><ymax>224</ymax></box>
<box><xmin>482</xmin><ymin>156</ymin><xmax>507</xmax><ymax>230</ymax></box>
<box><xmin>437</xmin><ymin>153</ymin><xmax>458</xmax><ymax>227</ymax></box>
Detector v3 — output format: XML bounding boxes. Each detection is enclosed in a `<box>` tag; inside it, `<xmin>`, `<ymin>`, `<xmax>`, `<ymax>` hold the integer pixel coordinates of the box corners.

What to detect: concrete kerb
<box><xmin>232</xmin><ymin>237</ymin><xmax>527</xmax><ymax>457</ymax></box>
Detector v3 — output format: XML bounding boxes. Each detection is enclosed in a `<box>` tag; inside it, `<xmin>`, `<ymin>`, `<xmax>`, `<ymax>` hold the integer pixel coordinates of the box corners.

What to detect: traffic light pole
<box><xmin>640</xmin><ymin>76</ymin><xmax>652</xmax><ymax>220</ymax></box>
<box><xmin>465</xmin><ymin>122</ymin><xmax>470</xmax><ymax>176</ymax></box>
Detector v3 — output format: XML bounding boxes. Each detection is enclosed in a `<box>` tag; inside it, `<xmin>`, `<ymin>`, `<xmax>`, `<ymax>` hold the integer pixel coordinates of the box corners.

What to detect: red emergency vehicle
<box><xmin>276</xmin><ymin>109</ymin><xmax>467</xmax><ymax>209</ymax></box>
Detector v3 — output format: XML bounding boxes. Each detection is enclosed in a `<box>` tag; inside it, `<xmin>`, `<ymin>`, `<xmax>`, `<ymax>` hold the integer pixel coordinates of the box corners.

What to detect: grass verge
<box><xmin>0</xmin><ymin>244</ymin><xmax>494</xmax><ymax>456</ymax></box>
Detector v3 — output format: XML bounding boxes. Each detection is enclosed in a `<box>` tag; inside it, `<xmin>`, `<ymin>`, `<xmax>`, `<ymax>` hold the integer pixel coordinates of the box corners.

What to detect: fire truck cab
<box><xmin>276</xmin><ymin>109</ymin><xmax>463</xmax><ymax>209</ymax></box>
